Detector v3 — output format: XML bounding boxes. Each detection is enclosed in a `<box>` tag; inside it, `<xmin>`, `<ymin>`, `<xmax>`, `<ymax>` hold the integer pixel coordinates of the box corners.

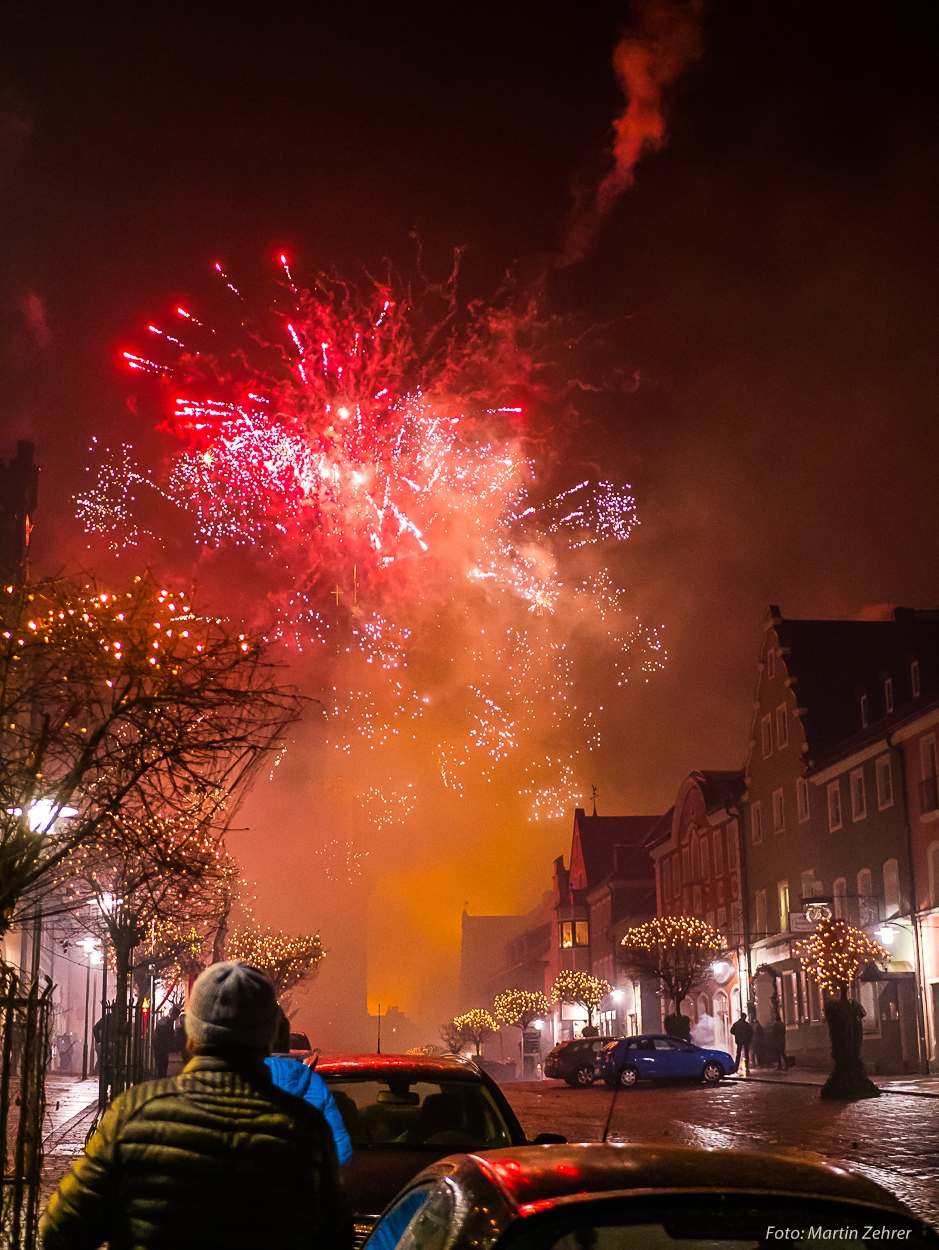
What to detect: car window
<box><xmin>504</xmin><ymin>1195</ymin><xmax>937</xmax><ymax>1250</ymax></box>
<box><xmin>653</xmin><ymin>1038</ymin><xmax>679</xmax><ymax>1050</ymax></box>
<box><xmin>324</xmin><ymin>1077</ymin><xmax>514</xmax><ymax>1150</ymax></box>
<box><xmin>636</xmin><ymin>1038</ymin><xmax>655</xmax><ymax>1051</ymax></box>
<box><xmin>365</xmin><ymin>1184</ymin><xmax>436</xmax><ymax>1250</ymax></box>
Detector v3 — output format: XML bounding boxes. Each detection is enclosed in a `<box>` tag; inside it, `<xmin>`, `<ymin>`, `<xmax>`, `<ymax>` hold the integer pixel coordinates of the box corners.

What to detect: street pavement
<box><xmin>500</xmin><ymin>1075</ymin><xmax>939</xmax><ymax>1227</ymax></box>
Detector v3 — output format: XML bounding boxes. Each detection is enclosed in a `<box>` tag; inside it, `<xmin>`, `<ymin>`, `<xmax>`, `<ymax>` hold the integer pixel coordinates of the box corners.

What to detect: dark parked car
<box><xmin>362</xmin><ymin>1143</ymin><xmax>937</xmax><ymax>1250</ymax></box>
<box><xmin>595</xmin><ymin>1032</ymin><xmax>735</xmax><ymax>1088</ymax></box>
<box><xmin>315</xmin><ymin>1053</ymin><xmax>562</xmax><ymax>1244</ymax></box>
<box><xmin>543</xmin><ymin>1036</ymin><xmax>619</xmax><ymax>1086</ymax></box>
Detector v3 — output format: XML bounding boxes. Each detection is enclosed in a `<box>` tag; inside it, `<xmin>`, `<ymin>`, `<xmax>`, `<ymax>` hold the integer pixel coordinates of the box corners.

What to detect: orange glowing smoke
<box><xmin>562</xmin><ymin>0</ymin><xmax>703</xmax><ymax>264</ymax></box>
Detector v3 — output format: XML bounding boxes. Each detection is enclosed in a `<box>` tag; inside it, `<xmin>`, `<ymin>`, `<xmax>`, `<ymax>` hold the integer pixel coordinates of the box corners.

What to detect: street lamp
<box><xmin>79</xmin><ymin>938</ymin><xmax>102</xmax><ymax>1081</ymax></box>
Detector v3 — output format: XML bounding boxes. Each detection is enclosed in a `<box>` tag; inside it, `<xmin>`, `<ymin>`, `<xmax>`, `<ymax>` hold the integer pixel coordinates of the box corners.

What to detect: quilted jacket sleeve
<box><xmin>304</xmin><ymin>1071</ymin><xmax>353</xmax><ymax>1166</ymax></box>
<box><xmin>40</xmin><ymin>1101</ymin><xmax>122</xmax><ymax>1250</ymax></box>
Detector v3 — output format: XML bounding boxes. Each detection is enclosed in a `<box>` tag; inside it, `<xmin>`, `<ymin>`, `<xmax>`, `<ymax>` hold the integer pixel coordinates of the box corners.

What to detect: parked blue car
<box><xmin>595</xmin><ymin>1034</ymin><xmax>735</xmax><ymax>1088</ymax></box>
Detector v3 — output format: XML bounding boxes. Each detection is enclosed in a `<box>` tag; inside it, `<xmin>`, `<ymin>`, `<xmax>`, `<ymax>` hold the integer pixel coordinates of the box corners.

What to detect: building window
<box><xmin>755</xmin><ymin>889</ymin><xmax>767</xmax><ymax>937</ymax></box>
<box><xmin>876</xmin><ymin>755</ymin><xmax>894</xmax><ymax>810</ymax></box>
<box><xmin>561</xmin><ymin>921</ymin><xmax>588</xmax><ymax>947</ymax></box>
<box><xmin>850</xmin><ymin>768</ymin><xmax>867</xmax><ymax>822</ymax></box>
<box><xmin>726</xmin><ymin>820</ymin><xmax>738</xmax><ymax>870</ymax></box>
<box><xmin>717</xmin><ymin>905</ymin><xmax>727</xmax><ymax>929</ymax></box>
<box><xmin>796</xmin><ymin>777</ymin><xmax>810</xmax><ymax>822</ymax></box>
<box><xmin>827</xmin><ymin>781</ymin><xmax>843</xmax><ymax>832</ymax></box>
<box><xmin>662</xmin><ymin>857</ymin><xmax>671</xmax><ymax>904</ymax></box>
<box><xmin>682</xmin><ymin>847</ymin><xmax>691</xmax><ymax>883</ymax></box>
<box><xmin>778</xmin><ymin>880</ymin><xmax>790</xmax><ymax>932</ymax></box>
<box><xmin>772</xmin><ymin>788</ymin><xmax>785</xmax><ymax>834</ymax></box>
<box><xmin>775</xmin><ymin>704</ymin><xmax>788</xmax><ymax>749</ymax></box>
<box><xmin>717</xmin><ymin>880</ymin><xmax>725</xmax><ymax>904</ymax></box>
<box><xmin>860</xmin><ymin>694</ymin><xmax>868</xmax><ymax>728</ymax></box>
<box><xmin>561</xmin><ymin>922</ymin><xmax>573</xmax><ymax>948</ymax></box>
<box><xmin>575</xmin><ymin>921</ymin><xmax>589</xmax><ymax>945</ymax></box>
<box><xmin>751</xmin><ymin>802</ymin><xmax>763</xmax><ymax>845</ymax></box>
<box><xmin>693</xmin><ymin>884</ymin><xmax>703</xmax><ymax>912</ymax></box>
<box><xmin>885</xmin><ymin>677</ymin><xmax>894</xmax><ymax>715</ymax></box>
<box><xmin>800</xmin><ymin>870</ymin><xmax>815</xmax><ymax>903</ymax></box>
<box><xmin>713</xmin><ymin>830</ymin><xmax>724</xmax><ymax>877</ymax></box>
<box><xmin>928</xmin><ymin>843</ymin><xmax>939</xmax><ymax>908</ymax></box>
<box><xmin>883</xmin><ymin>859</ymin><xmax>900</xmax><ymax>918</ymax></box>
<box><xmin>766</xmin><ymin>649</ymin><xmax>776</xmax><ymax>680</ymax></box>
<box><xmin>920</xmin><ymin>736</ymin><xmax>939</xmax><ymax>815</ymax></box>
<box><xmin>833</xmin><ymin>876</ymin><xmax>847</xmax><ymax>919</ymax></box>
<box><xmin>857</xmin><ymin>868</ymin><xmax>876</xmax><ymax>926</ymax></box>
<box><xmin>731</xmin><ymin>875</ymin><xmax>739</xmax><ymax>900</ymax></box>
<box><xmin>912</xmin><ymin>660</ymin><xmax>921</xmax><ymax>698</ymax></box>
<box><xmin>761</xmin><ymin>715</ymin><xmax>772</xmax><ymax>759</ymax></box>
<box><xmin>700</xmin><ymin>836</ymin><xmax>711</xmax><ymax>880</ymax></box>
<box><xmin>691</xmin><ymin>838</ymin><xmax>701</xmax><ymax>879</ymax></box>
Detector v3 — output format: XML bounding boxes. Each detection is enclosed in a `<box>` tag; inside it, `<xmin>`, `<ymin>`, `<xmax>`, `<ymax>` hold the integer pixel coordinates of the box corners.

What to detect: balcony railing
<box><xmin>920</xmin><ymin>774</ymin><xmax>939</xmax><ymax>815</ymax></box>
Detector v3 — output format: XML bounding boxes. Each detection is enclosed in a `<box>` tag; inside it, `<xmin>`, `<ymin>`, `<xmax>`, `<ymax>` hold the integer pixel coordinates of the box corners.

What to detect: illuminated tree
<box><xmin>797</xmin><ymin>919</ymin><xmax>889</xmax><ymax>1101</ymax></box>
<box><xmin>618</xmin><ymin>917</ymin><xmax>722</xmax><ymax>1037</ymax></box>
<box><xmin>551</xmin><ymin>970</ymin><xmax>611</xmax><ymax>1027</ymax></box>
<box><xmin>493</xmin><ymin>989</ymin><xmax>549</xmax><ymax>1033</ymax></box>
<box><xmin>0</xmin><ymin>573</ymin><xmax>301</xmax><ymax>945</ymax></box>
<box><xmin>439</xmin><ymin>1019</ymin><xmax>467</xmax><ymax>1053</ymax></box>
<box><xmin>227</xmin><ymin>925</ymin><xmax>325</xmax><ymax>1012</ymax></box>
<box><xmin>453</xmin><ymin>1009</ymin><xmax>498</xmax><ymax>1055</ymax></box>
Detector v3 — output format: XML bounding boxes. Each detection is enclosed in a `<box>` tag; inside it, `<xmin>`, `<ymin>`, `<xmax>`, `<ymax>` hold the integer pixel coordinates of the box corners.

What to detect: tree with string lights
<box><xmin>493</xmin><ymin>989</ymin><xmax>550</xmax><ymax>1072</ymax></box>
<box><xmin>797</xmin><ymin>918</ymin><xmax>889</xmax><ymax>1100</ymax></box>
<box><xmin>551</xmin><ymin>970</ymin><xmax>611</xmax><ymax>1029</ymax></box>
<box><xmin>453</xmin><ymin>1009</ymin><xmax>498</xmax><ymax>1055</ymax></box>
<box><xmin>618</xmin><ymin>916</ymin><xmax>723</xmax><ymax>1039</ymax></box>
<box><xmin>0</xmin><ymin>572</ymin><xmax>302</xmax><ymax>949</ymax></box>
<box><xmin>227</xmin><ymin>925</ymin><xmax>325</xmax><ymax>1012</ymax></box>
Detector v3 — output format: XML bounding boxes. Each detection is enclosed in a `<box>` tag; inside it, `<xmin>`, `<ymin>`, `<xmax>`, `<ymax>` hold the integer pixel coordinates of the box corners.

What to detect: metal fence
<box><xmin>96</xmin><ymin>998</ymin><xmax>154</xmax><ymax>1114</ymax></box>
<box><xmin>1</xmin><ymin>970</ymin><xmax>52</xmax><ymax>1250</ymax></box>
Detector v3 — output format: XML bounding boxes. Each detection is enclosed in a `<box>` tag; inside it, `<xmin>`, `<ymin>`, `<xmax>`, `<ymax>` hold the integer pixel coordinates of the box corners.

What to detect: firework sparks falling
<box><xmin>78</xmin><ymin>259</ymin><xmax>666</xmax><ymax>824</ymax></box>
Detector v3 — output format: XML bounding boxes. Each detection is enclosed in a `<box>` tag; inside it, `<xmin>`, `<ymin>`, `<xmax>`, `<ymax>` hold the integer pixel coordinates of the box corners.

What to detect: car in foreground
<box><xmin>596</xmin><ymin>1032</ymin><xmax>735</xmax><ymax>1087</ymax></box>
<box><xmin>315</xmin><ymin>1053</ymin><xmax>563</xmax><ymax>1244</ymax></box>
<box><xmin>362</xmin><ymin>1142</ymin><xmax>937</xmax><ymax>1250</ymax></box>
<box><xmin>543</xmin><ymin>1036</ymin><xmax>620</xmax><ymax>1087</ymax></box>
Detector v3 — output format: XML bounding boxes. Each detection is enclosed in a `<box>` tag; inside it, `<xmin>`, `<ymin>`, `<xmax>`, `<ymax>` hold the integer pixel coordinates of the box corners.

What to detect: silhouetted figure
<box><xmin>730</xmin><ymin>1011</ymin><xmax>754</xmax><ymax>1072</ymax></box>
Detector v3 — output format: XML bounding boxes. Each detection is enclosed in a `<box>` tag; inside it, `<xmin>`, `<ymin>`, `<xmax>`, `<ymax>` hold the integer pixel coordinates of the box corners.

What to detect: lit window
<box><xmin>772</xmin><ymin>788</ymin><xmax>785</xmax><ymax>834</ymax></box>
<box><xmin>860</xmin><ymin>694</ymin><xmax>868</xmax><ymax>728</ymax></box>
<box><xmin>775</xmin><ymin>704</ymin><xmax>788</xmax><ymax>749</ymax></box>
<box><xmin>761</xmin><ymin>715</ymin><xmax>772</xmax><ymax>759</ymax></box>
<box><xmin>876</xmin><ymin>755</ymin><xmax>893</xmax><ymax>810</ymax></box>
<box><xmin>850</xmin><ymin>768</ymin><xmax>867</xmax><ymax>822</ymax></box>
<box><xmin>796</xmin><ymin>777</ymin><xmax>810</xmax><ymax>822</ymax></box>
<box><xmin>778</xmin><ymin>881</ymin><xmax>790</xmax><ymax>931</ymax></box>
<box><xmin>885</xmin><ymin>677</ymin><xmax>894</xmax><ymax>715</ymax></box>
<box><xmin>574</xmin><ymin>921</ymin><xmax>589</xmax><ymax>946</ymax></box>
<box><xmin>766</xmin><ymin>649</ymin><xmax>776</xmax><ymax>680</ymax></box>
<box><xmin>561</xmin><ymin>922</ymin><xmax>573</xmax><ymax>948</ymax></box>
<box><xmin>912</xmin><ymin>660</ymin><xmax>921</xmax><ymax>698</ymax></box>
<box><xmin>827</xmin><ymin>781</ymin><xmax>843</xmax><ymax>832</ymax></box>
<box><xmin>751</xmin><ymin>801</ymin><xmax>763</xmax><ymax>845</ymax></box>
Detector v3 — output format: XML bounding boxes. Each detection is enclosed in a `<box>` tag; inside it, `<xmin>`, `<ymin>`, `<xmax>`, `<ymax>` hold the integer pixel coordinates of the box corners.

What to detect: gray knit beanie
<box><xmin>186</xmin><ymin>962</ymin><xmax>279</xmax><ymax>1049</ymax></box>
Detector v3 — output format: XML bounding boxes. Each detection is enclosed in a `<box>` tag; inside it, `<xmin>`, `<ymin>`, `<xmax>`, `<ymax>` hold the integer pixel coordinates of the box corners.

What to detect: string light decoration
<box><xmin>551</xmin><ymin>969</ymin><xmax>612</xmax><ymax>1025</ymax></box>
<box><xmin>493</xmin><ymin>989</ymin><xmax>550</xmax><ymax>1031</ymax></box>
<box><xmin>76</xmin><ymin>261</ymin><xmax>668</xmax><ymax>826</ymax></box>
<box><xmin>453</xmin><ymin>1008</ymin><xmax>498</xmax><ymax>1055</ymax></box>
<box><xmin>618</xmin><ymin>917</ymin><xmax>723</xmax><ymax>1016</ymax></box>
<box><xmin>227</xmin><ymin>925</ymin><xmax>325</xmax><ymax>1008</ymax></box>
<box><xmin>796</xmin><ymin>919</ymin><xmax>890</xmax><ymax>997</ymax></box>
<box><xmin>0</xmin><ymin>572</ymin><xmax>300</xmax><ymax>942</ymax></box>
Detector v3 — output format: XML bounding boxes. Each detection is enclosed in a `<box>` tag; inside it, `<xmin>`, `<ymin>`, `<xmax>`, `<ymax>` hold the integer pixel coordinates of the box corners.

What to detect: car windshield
<box><xmin>324</xmin><ymin>1076</ymin><xmax>514</xmax><ymax>1151</ymax></box>
<box><xmin>506</xmin><ymin>1196</ymin><xmax>936</xmax><ymax>1250</ymax></box>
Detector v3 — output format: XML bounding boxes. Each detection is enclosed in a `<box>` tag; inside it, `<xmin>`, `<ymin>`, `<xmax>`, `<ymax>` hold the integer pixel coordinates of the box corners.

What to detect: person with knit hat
<box><xmin>41</xmin><ymin>962</ymin><xmax>352</xmax><ymax>1250</ymax></box>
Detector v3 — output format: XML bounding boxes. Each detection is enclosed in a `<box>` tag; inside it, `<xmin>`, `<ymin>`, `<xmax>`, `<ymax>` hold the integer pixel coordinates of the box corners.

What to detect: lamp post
<box><xmin>79</xmin><ymin>938</ymin><xmax>101</xmax><ymax>1081</ymax></box>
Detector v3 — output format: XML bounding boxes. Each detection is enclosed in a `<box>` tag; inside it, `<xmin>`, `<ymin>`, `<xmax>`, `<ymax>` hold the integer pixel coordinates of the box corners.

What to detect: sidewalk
<box><xmin>731</xmin><ymin>1066</ymin><xmax>939</xmax><ymax>1098</ymax></box>
<box><xmin>43</xmin><ymin>1075</ymin><xmax>100</xmax><ymax>1154</ymax></box>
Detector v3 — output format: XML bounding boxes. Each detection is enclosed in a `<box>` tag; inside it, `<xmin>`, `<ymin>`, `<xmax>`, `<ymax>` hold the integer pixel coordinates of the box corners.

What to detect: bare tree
<box><xmin>439</xmin><ymin>1019</ymin><xmax>466</xmax><ymax>1053</ymax></box>
<box><xmin>0</xmin><ymin>572</ymin><xmax>302</xmax><ymax>945</ymax></box>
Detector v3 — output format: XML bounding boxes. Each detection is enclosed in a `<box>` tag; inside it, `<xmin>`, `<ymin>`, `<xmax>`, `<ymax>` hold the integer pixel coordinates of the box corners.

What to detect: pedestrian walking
<box><xmin>41</xmin><ymin>961</ymin><xmax>352</xmax><ymax>1250</ymax></box>
<box><xmin>772</xmin><ymin>1017</ymin><xmax>788</xmax><ymax>1071</ymax></box>
<box><xmin>266</xmin><ymin>1010</ymin><xmax>353</xmax><ymax>1165</ymax></box>
<box><xmin>730</xmin><ymin>1011</ymin><xmax>754</xmax><ymax>1073</ymax></box>
<box><xmin>151</xmin><ymin>1005</ymin><xmax>180</xmax><ymax>1079</ymax></box>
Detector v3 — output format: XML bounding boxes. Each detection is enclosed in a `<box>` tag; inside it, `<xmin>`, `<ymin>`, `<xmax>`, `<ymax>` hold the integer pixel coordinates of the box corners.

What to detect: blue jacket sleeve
<box><xmin>265</xmin><ymin>1057</ymin><xmax>353</xmax><ymax>1166</ymax></box>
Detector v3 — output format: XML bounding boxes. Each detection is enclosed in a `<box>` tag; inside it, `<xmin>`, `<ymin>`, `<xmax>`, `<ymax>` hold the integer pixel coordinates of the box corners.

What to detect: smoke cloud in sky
<box><xmin>561</xmin><ymin>0</ymin><xmax>704</xmax><ymax>266</ymax></box>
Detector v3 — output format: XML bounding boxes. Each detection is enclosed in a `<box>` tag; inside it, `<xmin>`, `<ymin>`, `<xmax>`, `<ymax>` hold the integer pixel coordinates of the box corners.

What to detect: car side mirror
<box><xmin>532</xmin><ymin>1133</ymin><xmax>568</xmax><ymax>1145</ymax></box>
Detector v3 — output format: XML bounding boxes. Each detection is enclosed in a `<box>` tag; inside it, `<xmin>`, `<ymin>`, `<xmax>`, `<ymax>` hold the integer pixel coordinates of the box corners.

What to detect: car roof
<box><xmin>314</xmin><ymin>1053</ymin><xmax>483</xmax><ymax>1078</ymax></box>
<box><xmin>466</xmin><ymin>1144</ymin><xmax>908</xmax><ymax>1214</ymax></box>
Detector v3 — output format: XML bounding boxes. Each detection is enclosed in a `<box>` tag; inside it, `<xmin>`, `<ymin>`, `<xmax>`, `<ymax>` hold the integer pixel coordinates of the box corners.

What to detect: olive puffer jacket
<box><xmin>40</xmin><ymin>1054</ymin><xmax>353</xmax><ymax>1250</ymax></box>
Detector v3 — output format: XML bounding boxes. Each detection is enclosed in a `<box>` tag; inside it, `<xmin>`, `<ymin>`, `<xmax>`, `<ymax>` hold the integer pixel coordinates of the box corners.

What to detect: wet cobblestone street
<box><xmin>500</xmin><ymin>1078</ymin><xmax>939</xmax><ymax>1226</ymax></box>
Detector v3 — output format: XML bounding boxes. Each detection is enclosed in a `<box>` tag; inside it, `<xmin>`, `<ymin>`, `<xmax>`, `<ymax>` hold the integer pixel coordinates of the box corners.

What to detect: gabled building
<box><xmin>647</xmin><ymin>770</ymin><xmax>746</xmax><ymax>1051</ymax></box>
<box><xmin>742</xmin><ymin>605</ymin><xmax>939</xmax><ymax>1072</ymax></box>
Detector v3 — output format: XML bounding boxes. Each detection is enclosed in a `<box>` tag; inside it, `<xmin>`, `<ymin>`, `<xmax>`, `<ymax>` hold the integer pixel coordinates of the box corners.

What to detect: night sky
<box><xmin>2</xmin><ymin>0</ymin><xmax>938</xmax><ymax>1037</ymax></box>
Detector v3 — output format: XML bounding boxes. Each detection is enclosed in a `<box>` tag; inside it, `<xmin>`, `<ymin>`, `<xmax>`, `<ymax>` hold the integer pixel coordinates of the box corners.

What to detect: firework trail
<box><xmin>77</xmin><ymin>258</ymin><xmax>664</xmax><ymax>835</ymax></box>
